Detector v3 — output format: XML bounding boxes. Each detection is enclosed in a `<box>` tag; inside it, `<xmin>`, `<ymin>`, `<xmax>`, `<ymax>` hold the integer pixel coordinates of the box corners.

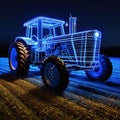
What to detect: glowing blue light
<box><xmin>94</xmin><ymin>31</ymin><xmax>99</xmax><ymax>38</ymax></box>
<box><xmin>34</xmin><ymin>42</ymin><xmax>38</xmax><ymax>45</ymax></box>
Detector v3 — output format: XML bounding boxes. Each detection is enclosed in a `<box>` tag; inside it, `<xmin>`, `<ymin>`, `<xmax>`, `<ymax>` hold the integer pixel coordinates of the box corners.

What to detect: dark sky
<box><xmin>0</xmin><ymin>0</ymin><xmax>120</xmax><ymax>49</ymax></box>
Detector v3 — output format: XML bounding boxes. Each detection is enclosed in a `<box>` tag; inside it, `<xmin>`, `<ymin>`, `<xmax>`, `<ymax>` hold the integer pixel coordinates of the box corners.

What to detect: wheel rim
<box><xmin>43</xmin><ymin>62</ymin><xmax>60</xmax><ymax>87</ymax></box>
<box><xmin>10</xmin><ymin>48</ymin><xmax>18</xmax><ymax>70</ymax></box>
<box><xmin>89</xmin><ymin>64</ymin><xmax>103</xmax><ymax>78</ymax></box>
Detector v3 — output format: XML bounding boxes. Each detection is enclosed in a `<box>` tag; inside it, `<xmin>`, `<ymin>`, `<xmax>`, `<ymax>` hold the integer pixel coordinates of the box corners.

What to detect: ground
<box><xmin>0</xmin><ymin>57</ymin><xmax>120</xmax><ymax>120</ymax></box>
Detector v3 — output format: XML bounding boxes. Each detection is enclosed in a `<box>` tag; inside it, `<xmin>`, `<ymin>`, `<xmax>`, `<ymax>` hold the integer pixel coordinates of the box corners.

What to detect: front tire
<box><xmin>41</xmin><ymin>56</ymin><xmax>69</xmax><ymax>92</ymax></box>
<box><xmin>85</xmin><ymin>55</ymin><xmax>112</xmax><ymax>82</ymax></box>
<box><xmin>8</xmin><ymin>42</ymin><xmax>30</xmax><ymax>75</ymax></box>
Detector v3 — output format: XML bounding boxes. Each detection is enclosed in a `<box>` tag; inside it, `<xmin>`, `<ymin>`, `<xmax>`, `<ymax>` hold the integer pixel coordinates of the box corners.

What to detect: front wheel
<box><xmin>41</xmin><ymin>56</ymin><xmax>69</xmax><ymax>93</ymax></box>
<box><xmin>85</xmin><ymin>55</ymin><xmax>112</xmax><ymax>82</ymax></box>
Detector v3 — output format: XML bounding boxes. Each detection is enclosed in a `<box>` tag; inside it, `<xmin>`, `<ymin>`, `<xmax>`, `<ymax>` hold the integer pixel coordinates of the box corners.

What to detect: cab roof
<box><xmin>23</xmin><ymin>16</ymin><xmax>65</xmax><ymax>28</ymax></box>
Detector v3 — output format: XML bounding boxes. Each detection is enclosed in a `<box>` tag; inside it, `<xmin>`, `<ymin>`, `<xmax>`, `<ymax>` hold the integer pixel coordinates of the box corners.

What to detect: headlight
<box><xmin>94</xmin><ymin>31</ymin><xmax>100</xmax><ymax>38</ymax></box>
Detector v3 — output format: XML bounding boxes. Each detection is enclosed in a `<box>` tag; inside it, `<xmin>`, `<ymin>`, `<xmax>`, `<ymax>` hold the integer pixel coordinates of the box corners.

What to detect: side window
<box><xmin>32</xmin><ymin>27</ymin><xmax>37</xmax><ymax>36</ymax></box>
<box><xmin>31</xmin><ymin>27</ymin><xmax>38</xmax><ymax>41</ymax></box>
<box><xmin>43</xmin><ymin>28</ymin><xmax>50</xmax><ymax>37</ymax></box>
<box><xmin>55</xmin><ymin>27</ymin><xmax>62</xmax><ymax>36</ymax></box>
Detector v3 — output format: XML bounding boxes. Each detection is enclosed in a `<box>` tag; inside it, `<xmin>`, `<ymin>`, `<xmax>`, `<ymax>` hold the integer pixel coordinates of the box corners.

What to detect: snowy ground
<box><xmin>0</xmin><ymin>57</ymin><xmax>120</xmax><ymax>86</ymax></box>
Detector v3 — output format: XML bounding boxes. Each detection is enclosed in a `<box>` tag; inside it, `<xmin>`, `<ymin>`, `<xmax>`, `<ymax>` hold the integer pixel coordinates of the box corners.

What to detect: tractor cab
<box><xmin>24</xmin><ymin>17</ymin><xmax>65</xmax><ymax>44</ymax></box>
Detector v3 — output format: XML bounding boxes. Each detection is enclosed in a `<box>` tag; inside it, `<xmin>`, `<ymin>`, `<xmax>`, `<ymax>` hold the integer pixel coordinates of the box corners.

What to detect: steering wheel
<box><xmin>31</xmin><ymin>35</ymin><xmax>38</xmax><ymax>41</ymax></box>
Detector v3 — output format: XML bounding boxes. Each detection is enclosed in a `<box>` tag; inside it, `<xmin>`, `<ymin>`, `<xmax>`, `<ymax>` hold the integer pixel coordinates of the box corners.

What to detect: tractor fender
<box><xmin>15</xmin><ymin>36</ymin><xmax>38</xmax><ymax>46</ymax></box>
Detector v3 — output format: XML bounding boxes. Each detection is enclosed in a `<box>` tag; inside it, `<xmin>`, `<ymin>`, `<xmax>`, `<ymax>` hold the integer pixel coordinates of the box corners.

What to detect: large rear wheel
<box><xmin>8</xmin><ymin>42</ymin><xmax>30</xmax><ymax>75</ymax></box>
<box><xmin>85</xmin><ymin>55</ymin><xmax>112</xmax><ymax>82</ymax></box>
<box><xmin>41</xmin><ymin>56</ymin><xmax>69</xmax><ymax>93</ymax></box>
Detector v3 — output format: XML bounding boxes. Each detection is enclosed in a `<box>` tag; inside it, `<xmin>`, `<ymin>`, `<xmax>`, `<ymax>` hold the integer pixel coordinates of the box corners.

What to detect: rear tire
<box><xmin>41</xmin><ymin>56</ymin><xmax>69</xmax><ymax>93</ymax></box>
<box><xmin>85</xmin><ymin>55</ymin><xmax>112</xmax><ymax>82</ymax></box>
<box><xmin>8</xmin><ymin>42</ymin><xmax>30</xmax><ymax>75</ymax></box>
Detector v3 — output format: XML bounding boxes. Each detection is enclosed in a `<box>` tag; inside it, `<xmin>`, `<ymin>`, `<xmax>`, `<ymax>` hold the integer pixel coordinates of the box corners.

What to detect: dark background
<box><xmin>0</xmin><ymin>0</ymin><xmax>120</xmax><ymax>57</ymax></box>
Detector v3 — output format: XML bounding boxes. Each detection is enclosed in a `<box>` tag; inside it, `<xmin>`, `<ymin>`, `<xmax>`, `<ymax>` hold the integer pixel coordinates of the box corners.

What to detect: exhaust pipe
<box><xmin>69</xmin><ymin>16</ymin><xmax>77</xmax><ymax>34</ymax></box>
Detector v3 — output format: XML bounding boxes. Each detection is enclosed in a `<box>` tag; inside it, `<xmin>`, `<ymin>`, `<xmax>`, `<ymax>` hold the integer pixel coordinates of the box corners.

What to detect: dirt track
<box><xmin>0</xmin><ymin>57</ymin><xmax>120</xmax><ymax>120</ymax></box>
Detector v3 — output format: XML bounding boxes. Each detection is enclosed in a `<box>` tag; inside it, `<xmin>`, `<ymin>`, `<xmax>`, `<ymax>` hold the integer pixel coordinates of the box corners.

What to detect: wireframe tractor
<box><xmin>8</xmin><ymin>16</ymin><xmax>112</xmax><ymax>92</ymax></box>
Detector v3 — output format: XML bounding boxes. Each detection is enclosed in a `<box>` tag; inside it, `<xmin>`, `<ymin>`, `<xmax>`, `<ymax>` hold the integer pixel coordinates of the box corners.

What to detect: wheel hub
<box><xmin>44</xmin><ymin>62</ymin><xmax>60</xmax><ymax>87</ymax></box>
